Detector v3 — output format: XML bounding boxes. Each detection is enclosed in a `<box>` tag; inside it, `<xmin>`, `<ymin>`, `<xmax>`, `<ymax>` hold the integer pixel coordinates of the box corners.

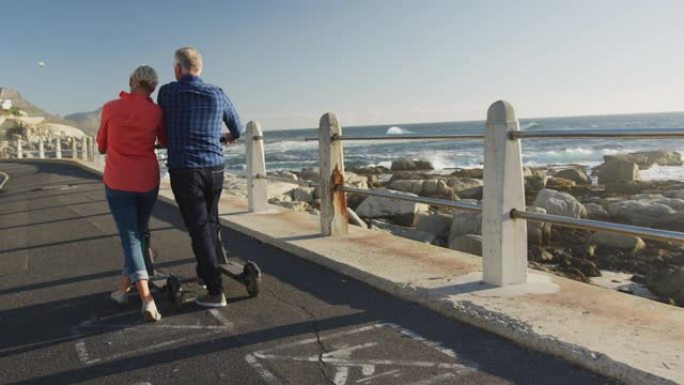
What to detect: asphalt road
<box><xmin>0</xmin><ymin>161</ymin><xmax>620</xmax><ymax>385</ymax></box>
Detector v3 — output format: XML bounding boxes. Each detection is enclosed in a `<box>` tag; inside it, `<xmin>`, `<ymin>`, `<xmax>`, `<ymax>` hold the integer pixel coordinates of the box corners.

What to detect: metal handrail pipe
<box><xmin>511</xmin><ymin>209</ymin><xmax>684</xmax><ymax>244</ymax></box>
<box><xmin>510</xmin><ymin>128</ymin><xmax>684</xmax><ymax>140</ymax></box>
<box><xmin>256</xmin><ymin>174</ymin><xmax>320</xmax><ymax>188</ymax></box>
<box><xmin>343</xmin><ymin>186</ymin><xmax>482</xmax><ymax>212</ymax></box>
<box><xmin>304</xmin><ymin>134</ymin><xmax>485</xmax><ymax>142</ymax></box>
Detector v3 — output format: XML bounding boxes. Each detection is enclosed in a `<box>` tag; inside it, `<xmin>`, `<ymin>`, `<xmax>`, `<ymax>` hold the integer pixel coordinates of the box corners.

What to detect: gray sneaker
<box><xmin>195</xmin><ymin>293</ymin><xmax>227</xmax><ymax>308</ymax></box>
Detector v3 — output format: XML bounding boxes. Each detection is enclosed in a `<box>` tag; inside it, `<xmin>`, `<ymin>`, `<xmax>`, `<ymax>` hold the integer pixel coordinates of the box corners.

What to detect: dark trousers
<box><xmin>170</xmin><ymin>167</ymin><xmax>224</xmax><ymax>295</ymax></box>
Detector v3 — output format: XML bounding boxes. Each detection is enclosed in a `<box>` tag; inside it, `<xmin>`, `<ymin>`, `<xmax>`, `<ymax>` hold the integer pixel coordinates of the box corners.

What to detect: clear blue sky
<box><xmin>2</xmin><ymin>0</ymin><xmax>683</xmax><ymax>129</ymax></box>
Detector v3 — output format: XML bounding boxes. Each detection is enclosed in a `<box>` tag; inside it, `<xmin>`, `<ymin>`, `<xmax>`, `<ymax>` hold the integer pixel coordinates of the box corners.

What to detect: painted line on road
<box><xmin>0</xmin><ymin>171</ymin><xmax>10</xmax><ymax>190</ymax></box>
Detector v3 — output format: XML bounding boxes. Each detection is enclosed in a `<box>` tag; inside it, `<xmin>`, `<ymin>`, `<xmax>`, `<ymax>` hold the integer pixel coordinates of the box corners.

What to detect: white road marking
<box><xmin>208</xmin><ymin>309</ymin><xmax>233</xmax><ymax>327</ymax></box>
<box><xmin>333</xmin><ymin>366</ymin><xmax>349</xmax><ymax>385</ymax></box>
<box><xmin>407</xmin><ymin>373</ymin><xmax>456</xmax><ymax>385</ymax></box>
<box><xmin>244</xmin><ymin>354</ymin><xmax>281</xmax><ymax>385</ymax></box>
<box><xmin>355</xmin><ymin>369</ymin><xmax>401</xmax><ymax>383</ymax></box>
<box><xmin>246</xmin><ymin>323</ymin><xmax>478</xmax><ymax>385</ymax></box>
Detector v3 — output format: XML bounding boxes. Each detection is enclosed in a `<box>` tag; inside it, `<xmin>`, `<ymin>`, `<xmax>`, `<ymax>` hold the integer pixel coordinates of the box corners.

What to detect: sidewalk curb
<box><xmin>23</xmin><ymin>158</ymin><xmax>679</xmax><ymax>385</ymax></box>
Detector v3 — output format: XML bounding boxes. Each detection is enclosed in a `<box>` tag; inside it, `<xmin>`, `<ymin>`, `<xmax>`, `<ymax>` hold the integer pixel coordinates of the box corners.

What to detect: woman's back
<box><xmin>98</xmin><ymin>91</ymin><xmax>164</xmax><ymax>192</ymax></box>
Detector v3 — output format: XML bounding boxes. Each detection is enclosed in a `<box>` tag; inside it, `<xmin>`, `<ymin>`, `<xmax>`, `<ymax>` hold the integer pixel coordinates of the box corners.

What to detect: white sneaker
<box><xmin>110</xmin><ymin>290</ymin><xmax>129</xmax><ymax>304</ymax></box>
<box><xmin>142</xmin><ymin>300</ymin><xmax>162</xmax><ymax>322</ymax></box>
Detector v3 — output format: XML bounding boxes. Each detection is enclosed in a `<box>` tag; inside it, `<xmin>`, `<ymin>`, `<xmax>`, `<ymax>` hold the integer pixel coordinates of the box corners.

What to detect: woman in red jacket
<box><xmin>97</xmin><ymin>65</ymin><xmax>166</xmax><ymax>322</ymax></box>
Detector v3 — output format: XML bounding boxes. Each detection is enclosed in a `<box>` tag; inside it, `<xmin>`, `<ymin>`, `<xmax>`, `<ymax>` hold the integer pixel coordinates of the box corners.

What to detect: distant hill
<box><xmin>0</xmin><ymin>87</ymin><xmax>97</xmax><ymax>135</ymax></box>
<box><xmin>65</xmin><ymin>108</ymin><xmax>101</xmax><ymax>137</ymax></box>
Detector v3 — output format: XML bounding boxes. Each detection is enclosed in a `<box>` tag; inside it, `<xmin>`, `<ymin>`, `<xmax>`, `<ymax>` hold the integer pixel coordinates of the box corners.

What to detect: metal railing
<box><xmin>243</xmin><ymin>101</ymin><xmax>684</xmax><ymax>287</ymax></box>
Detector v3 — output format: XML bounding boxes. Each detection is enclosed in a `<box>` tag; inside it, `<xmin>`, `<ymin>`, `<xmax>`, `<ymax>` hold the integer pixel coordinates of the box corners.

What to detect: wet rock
<box><xmin>449</xmin><ymin>234</ymin><xmax>482</xmax><ymax>256</ymax></box>
<box><xmin>391</xmin><ymin>158</ymin><xmax>434</xmax><ymax>171</ymax></box>
<box><xmin>598</xmin><ymin>159</ymin><xmax>639</xmax><ymax>184</ymax></box>
<box><xmin>554</xmin><ymin>168</ymin><xmax>592</xmax><ymax>185</ymax></box>
<box><xmin>532</xmin><ymin>189</ymin><xmax>587</xmax><ymax>218</ymax></box>
<box><xmin>593</xmin><ymin>232</ymin><xmax>646</xmax><ymax>252</ymax></box>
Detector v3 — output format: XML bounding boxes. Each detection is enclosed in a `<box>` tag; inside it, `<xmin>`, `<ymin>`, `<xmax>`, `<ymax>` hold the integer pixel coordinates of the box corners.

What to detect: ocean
<box><xmin>218</xmin><ymin>111</ymin><xmax>684</xmax><ymax>180</ymax></box>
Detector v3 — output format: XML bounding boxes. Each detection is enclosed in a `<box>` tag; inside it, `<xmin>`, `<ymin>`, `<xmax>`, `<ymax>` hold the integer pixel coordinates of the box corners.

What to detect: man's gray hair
<box><xmin>175</xmin><ymin>47</ymin><xmax>203</xmax><ymax>74</ymax></box>
<box><xmin>130</xmin><ymin>65</ymin><xmax>158</xmax><ymax>91</ymax></box>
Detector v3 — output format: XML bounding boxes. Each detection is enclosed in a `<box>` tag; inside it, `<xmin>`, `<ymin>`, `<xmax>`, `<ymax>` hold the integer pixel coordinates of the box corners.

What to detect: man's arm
<box><xmin>221</xmin><ymin>90</ymin><xmax>242</xmax><ymax>142</ymax></box>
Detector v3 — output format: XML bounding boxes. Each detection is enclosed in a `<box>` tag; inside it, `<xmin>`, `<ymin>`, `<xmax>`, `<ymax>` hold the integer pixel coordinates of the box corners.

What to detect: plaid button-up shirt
<box><xmin>157</xmin><ymin>75</ymin><xmax>242</xmax><ymax>170</ymax></box>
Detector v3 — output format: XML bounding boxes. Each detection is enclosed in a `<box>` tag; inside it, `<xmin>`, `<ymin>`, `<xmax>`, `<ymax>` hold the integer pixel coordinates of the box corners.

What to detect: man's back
<box><xmin>158</xmin><ymin>75</ymin><xmax>241</xmax><ymax>170</ymax></box>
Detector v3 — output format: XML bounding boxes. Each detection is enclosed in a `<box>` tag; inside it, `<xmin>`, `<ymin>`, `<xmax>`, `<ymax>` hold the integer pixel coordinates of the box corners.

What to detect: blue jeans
<box><xmin>105</xmin><ymin>185</ymin><xmax>159</xmax><ymax>283</ymax></box>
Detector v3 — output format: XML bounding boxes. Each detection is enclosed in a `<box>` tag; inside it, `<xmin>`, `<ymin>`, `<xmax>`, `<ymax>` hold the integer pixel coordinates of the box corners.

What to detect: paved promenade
<box><xmin>0</xmin><ymin>161</ymin><xmax>625</xmax><ymax>384</ymax></box>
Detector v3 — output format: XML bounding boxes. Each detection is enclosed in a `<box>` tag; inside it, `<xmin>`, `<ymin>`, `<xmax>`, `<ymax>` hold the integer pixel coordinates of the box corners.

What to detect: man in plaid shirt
<box><xmin>158</xmin><ymin>46</ymin><xmax>242</xmax><ymax>308</ymax></box>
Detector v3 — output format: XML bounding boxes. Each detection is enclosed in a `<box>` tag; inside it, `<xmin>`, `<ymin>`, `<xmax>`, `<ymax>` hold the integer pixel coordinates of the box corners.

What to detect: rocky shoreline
<box><xmin>222</xmin><ymin>150</ymin><xmax>684</xmax><ymax>307</ymax></box>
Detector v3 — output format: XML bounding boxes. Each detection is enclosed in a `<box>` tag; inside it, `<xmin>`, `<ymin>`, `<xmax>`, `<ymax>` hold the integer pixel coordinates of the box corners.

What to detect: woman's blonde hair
<box><xmin>130</xmin><ymin>65</ymin><xmax>158</xmax><ymax>92</ymax></box>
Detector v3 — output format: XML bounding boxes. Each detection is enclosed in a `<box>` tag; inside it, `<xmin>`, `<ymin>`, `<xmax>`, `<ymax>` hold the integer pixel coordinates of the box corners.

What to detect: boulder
<box><xmin>527</xmin><ymin>207</ymin><xmax>551</xmax><ymax>246</ymax></box>
<box><xmin>554</xmin><ymin>168</ymin><xmax>592</xmax><ymax>185</ymax></box>
<box><xmin>347</xmin><ymin>207</ymin><xmax>366</xmax><ymax>227</ymax></box>
<box><xmin>545</xmin><ymin>177</ymin><xmax>576</xmax><ymax>190</ymax></box>
<box><xmin>598</xmin><ymin>159</ymin><xmax>639</xmax><ymax>184</ymax></box>
<box><xmin>592</xmin><ymin>232</ymin><xmax>646</xmax><ymax>252</ymax></box>
<box><xmin>525</xmin><ymin>170</ymin><xmax>547</xmax><ymax>191</ymax></box>
<box><xmin>344</xmin><ymin>171</ymin><xmax>368</xmax><ymax>189</ymax></box>
<box><xmin>584</xmin><ymin>203</ymin><xmax>609</xmax><ymax>220</ymax></box>
<box><xmin>298</xmin><ymin>167</ymin><xmax>320</xmax><ymax>182</ymax></box>
<box><xmin>605</xmin><ymin>150</ymin><xmax>682</xmax><ymax>170</ymax></box>
<box><xmin>606</xmin><ymin>200</ymin><xmax>676</xmax><ymax>227</ymax></box>
<box><xmin>646</xmin><ymin>266</ymin><xmax>684</xmax><ymax>305</ymax></box>
<box><xmin>450</xmin><ymin>168</ymin><xmax>483</xmax><ymax>179</ymax></box>
<box><xmin>532</xmin><ymin>189</ymin><xmax>587</xmax><ymax>218</ymax></box>
<box><xmin>458</xmin><ymin>186</ymin><xmax>482</xmax><ymax>200</ymax></box>
<box><xmin>268</xmin><ymin>171</ymin><xmax>298</xmax><ymax>181</ymax></box>
<box><xmin>277</xmin><ymin>201</ymin><xmax>310</xmax><ymax>212</ymax></box>
<box><xmin>292</xmin><ymin>186</ymin><xmax>315</xmax><ymax>203</ymax></box>
<box><xmin>449</xmin><ymin>234</ymin><xmax>483</xmax><ymax>256</ymax></box>
<box><xmin>446</xmin><ymin>178</ymin><xmax>482</xmax><ymax>193</ymax></box>
<box><xmin>416</xmin><ymin>213</ymin><xmax>452</xmax><ymax>238</ymax></box>
<box><xmin>528</xmin><ymin>246</ymin><xmax>555</xmax><ymax>263</ymax></box>
<box><xmin>388</xmin><ymin>180</ymin><xmax>424</xmax><ymax>195</ymax></box>
<box><xmin>391</xmin><ymin>158</ymin><xmax>433</xmax><ymax>171</ymax></box>
<box><xmin>448</xmin><ymin>211</ymin><xmax>482</xmax><ymax>248</ymax></box>
<box><xmin>347</xmin><ymin>165</ymin><xmax>390</xmax><ymax>175</ymax></box>
<box><xmin>355</xmin><ymin>190</ymin><xmax>429</xmax><ymax>226</ymax></box>
<box><xmin>267</xmin><ymin>182</ymin><xmax>295</xmax><ymax>200</ymax></box>
<box><xmin>421</xmin><ymin>179</ymin><xmax>455</xmax><ymax>199</ymax></box>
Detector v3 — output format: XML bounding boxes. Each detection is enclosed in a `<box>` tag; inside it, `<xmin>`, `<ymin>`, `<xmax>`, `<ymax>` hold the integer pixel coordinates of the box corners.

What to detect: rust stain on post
<box><xmin>331</xmin><ymin>165</ymin><xmax>349</xmax><ymax>229</ymax></box>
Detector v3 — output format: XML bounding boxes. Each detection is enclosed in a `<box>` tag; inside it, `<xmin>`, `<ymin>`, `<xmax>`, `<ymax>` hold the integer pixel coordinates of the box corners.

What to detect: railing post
<box><xmin>16</xmin><ymin>139</ymin><xmax>22</xmax><ymax>159</ymax></box>
<box><xmin>71</xmin><ymin>139</ymin><xmax>78</xmax><ymax>159</ymax></box>
<box><xmin>38</xmin><ymin>139</ymin><xmax>45</xmax><ymax>159</ymax></box>
<box><xmin>80</xmin><ymin>137</ymin><xmax>88</xmax><ymax>160</ymax></box>
<box><xmin>55</xmin><ymin>138</ymin><xmax>62</xmax><ymax>159</ymax></box>
<box><xmin>246</xmin><ymin>121</ymin><xmax>268</xmax><ymax>212</ymax></box>
<box><xmin>318</xmin><ymin>112</ymin><xmax>348</xmax><ymax>236</ymax></box>
<box><xmin>482</xmin><ymin>100</ymin><xmax>527</xmax><ymax>286</ymax></box>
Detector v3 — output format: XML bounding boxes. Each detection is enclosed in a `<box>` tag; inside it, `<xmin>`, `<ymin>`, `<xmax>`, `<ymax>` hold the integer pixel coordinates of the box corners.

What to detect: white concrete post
<box><xmin>16</xmin><ymin>139</ymin><xmax>22</xmax><ymax>159</ymax></box>
<box><xmin>89</xmin><ymin>137</ymin><xmax>96</xmax><ymax>161</ymax></box>
<box><xmin>482</xmin><ymin>100</ymin><xmax>527</xmax><ymax>286</ymax></box>
<box><xmin>38</xmin><ymin>139</ymin><xmax>45</xmax><ymax>159</ymax></box>
<box><xmin>318</xmin><ymin>113</ymin><xmax>348</xmax><ymax>236</ymax></box>
<box><xmin>71</xmin><ymin>138</ymin><xmax>78</xmax><ymax>160</ymax></box>
<box><xmin>80</xmin><ymin>137</ymin><xmax>88</xmax><ymax>160</ymax></box>
<box><xmin>55</xmin><ymin>139</ymin><xmax>62</xmax><ymax>159</ymax></box>
<box><xmin>246</xmin><ymin>121</ymin><xmax>268</xmax><ymax>213</ymax></box>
